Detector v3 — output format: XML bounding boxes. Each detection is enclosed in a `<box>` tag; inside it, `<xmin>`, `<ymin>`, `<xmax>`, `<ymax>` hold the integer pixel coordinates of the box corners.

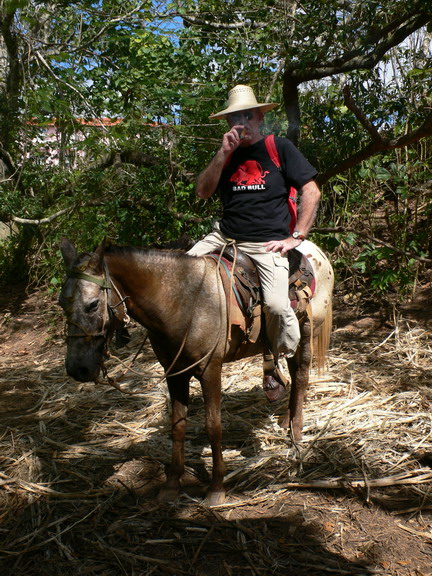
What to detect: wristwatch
<box><xmin>292</xmin><ymin>231</ymin><xmax>306</xmax><ymax>241</ymax></box>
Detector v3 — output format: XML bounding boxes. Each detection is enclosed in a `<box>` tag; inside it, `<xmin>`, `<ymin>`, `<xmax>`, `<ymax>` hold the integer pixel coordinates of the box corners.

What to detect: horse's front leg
<box><xmin>158</xmin><ymin>374</ymin><xmax>190</xmax><ymax>503</ymax></box>
<box><xmin>280</xmin><ymin>317</ymin><xmax>313</xmax><ymax>441</ymax></box>
<box><xmin>200</xmin><ymin>365</ymin><xmax>226</xmax><ymax>506</ymax></box>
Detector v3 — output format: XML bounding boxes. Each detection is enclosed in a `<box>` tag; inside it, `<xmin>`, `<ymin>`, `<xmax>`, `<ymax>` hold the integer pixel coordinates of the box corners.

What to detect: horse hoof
<box><xmin>204</xmin><ymin>490</ymin><xmax>226</xmax><ymax>507</ymax></box>
<box><xmin>279</xmin><ymin>414</ymin><xmax>303</xmax><ymax>441</ymax></box>
<box><xmin>280</xmin><ymin>414</ymin><xmax>290</xmax><ymax>429</ymax></box>
<box><xmin>157</xmin><ymin>486</ymin><xmax>180</xmax><ymax>503</ymax></box>
<box><xmin>291</xmin><ymin>428</ymin><xmax>303</xmax><ymax>442</ymax></box>
<box><xmin>288</xmin><ymin>423</ymin><xmax>303</xmax><ymax>442</ymax></box>
<box><xmin>263</xmin><ymin>372</ymin><xmax>285</xmax><ymax>403</ymax></box>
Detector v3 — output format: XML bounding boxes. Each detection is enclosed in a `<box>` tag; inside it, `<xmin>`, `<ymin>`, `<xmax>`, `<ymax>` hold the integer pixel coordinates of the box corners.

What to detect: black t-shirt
<box><xmin>218</xmin><ymin>136</ymin><xmax>317</xmax><ymax>242</ymax></box>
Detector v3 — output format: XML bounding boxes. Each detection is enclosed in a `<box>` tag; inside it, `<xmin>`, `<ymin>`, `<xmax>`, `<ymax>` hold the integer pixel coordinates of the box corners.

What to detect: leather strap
<box><xmin>68</xmin><ymin>269</ymin><xmax>111</xmax><ymax>289</ymax></box>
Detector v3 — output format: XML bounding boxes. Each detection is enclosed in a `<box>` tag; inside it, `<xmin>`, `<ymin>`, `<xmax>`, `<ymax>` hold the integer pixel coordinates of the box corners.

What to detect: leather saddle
<box><xmin>209</xmin><ymin>246</ymin><xmax>316</xmax><ymax>343</ymax></box>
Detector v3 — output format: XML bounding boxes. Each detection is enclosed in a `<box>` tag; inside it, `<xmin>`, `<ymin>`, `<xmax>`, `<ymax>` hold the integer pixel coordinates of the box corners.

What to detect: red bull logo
<box><xmin>229</xmin><ymin>160</ymin><xmax>269</xmax><ymax>190</ymax></box>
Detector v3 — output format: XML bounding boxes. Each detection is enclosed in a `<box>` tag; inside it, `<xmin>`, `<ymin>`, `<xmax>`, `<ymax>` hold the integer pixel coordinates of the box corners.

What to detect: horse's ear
<box><xmin>95</xmin><ymin>237</ymin><xmax>107</xmax><ymax>257</ymax></box>
<box><xmin>89</xmin><ymin>237</ymin><xmax>107</xmax><ymax>272</ymax></box>
<box><xmin>60</xmin><ymin>238</ymin><xmax>77</xmax><ymax>270</ymax></box>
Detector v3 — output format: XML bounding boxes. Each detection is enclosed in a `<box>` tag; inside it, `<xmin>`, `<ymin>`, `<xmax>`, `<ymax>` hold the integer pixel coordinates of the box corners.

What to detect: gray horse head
<box><xmin>59</xmin><ymin>238</ymin><xmax>111</xmax><ymax>382</ymax></box>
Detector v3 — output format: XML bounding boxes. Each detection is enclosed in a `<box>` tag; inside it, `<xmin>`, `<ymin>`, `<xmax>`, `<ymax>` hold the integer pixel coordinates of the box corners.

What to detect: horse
<box><xmin>59</xmin><ymin>238</ymin><xmax>334</xmax><ymax>506</ymax></box>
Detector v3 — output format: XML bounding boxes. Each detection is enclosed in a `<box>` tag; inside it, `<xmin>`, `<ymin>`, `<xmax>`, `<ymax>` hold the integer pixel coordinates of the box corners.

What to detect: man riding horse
<box><xmin>188</xmin><ymin>85</ymin><xmax>321</xmax><ymax>402</ymax></box>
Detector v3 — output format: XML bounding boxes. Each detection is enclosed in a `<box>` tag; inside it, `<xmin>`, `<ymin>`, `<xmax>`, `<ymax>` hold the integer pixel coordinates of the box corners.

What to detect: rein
<box><xmin>65</xmin><ymin>252</ymin><xmax>227</xmax><ymax>394</ymax></box>
<box><xmin>91</xmin><ymin>256</ymin><xmax>222</xmax><ymax>394</ymax></box>
<box><xmin>105</xmin><ymin>256</ymin><xmax>226</xmax><ymax>395</ymax></box>
<box><xmin>160</xmin><ymin>256</ymin><xmax>225</xmax><ymax>379</ymax></box>
<box><xmin>211</xmin><ymin>240</ymin><xmax>238</xmax><ymax>342</ymax></box>
<box><xmin>105</xmin><ymin>255</ymin><xmax>225</xmax><ymax>390</ymax></box>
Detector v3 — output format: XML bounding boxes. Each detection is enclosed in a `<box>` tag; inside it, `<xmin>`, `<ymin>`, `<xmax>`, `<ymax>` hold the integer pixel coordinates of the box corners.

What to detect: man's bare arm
<box><xmin>294</xmin><ymin>179</ymin><xmax>321</xmax><ymax>236</ymax></box>
<box><xmin>196</xmin><ymin>126</ymin><xmax>243</xmax><ymax>199</ymax></box>
<box><xmin>196</xmin><ymin>148</ymin><xmax>227</xmax><ymax>199</ymax></box>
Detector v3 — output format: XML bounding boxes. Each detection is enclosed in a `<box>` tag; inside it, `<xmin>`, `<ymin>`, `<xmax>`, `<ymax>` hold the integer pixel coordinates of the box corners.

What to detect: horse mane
<box><xmin>104</xmin><ymin>244</ymin><xmax>188</xmax><ymax>262</ymax></box>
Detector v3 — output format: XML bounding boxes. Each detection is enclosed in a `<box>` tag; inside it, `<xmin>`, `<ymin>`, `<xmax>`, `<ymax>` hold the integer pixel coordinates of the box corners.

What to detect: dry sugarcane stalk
<box><xmin>269</xmin><ymin>470</ymin><xmax>432</xmax><ymax>491</ymax></box>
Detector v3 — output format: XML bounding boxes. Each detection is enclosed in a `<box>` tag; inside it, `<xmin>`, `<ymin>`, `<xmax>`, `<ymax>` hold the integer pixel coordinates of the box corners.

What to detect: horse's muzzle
<box><xmin>65</xmin><ymin>340</ymin><xmax>104</xmax><ymax>382</ymax></box>
<box><xmin>65</xmin><ymin>360</ymin><xmax>101</xmax><ymax>382</ymax></box>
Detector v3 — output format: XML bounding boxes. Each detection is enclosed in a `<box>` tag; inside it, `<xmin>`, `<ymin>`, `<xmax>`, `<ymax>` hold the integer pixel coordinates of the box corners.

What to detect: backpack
<box><xmin>264</xmin><ymin>135</ymin><xmax>298</xmax><ymax>235</ymax></box>
<box><xmin>224</xmin><ymin>134</ymin><xmax>298</xmax><ymax>234</ymax></box>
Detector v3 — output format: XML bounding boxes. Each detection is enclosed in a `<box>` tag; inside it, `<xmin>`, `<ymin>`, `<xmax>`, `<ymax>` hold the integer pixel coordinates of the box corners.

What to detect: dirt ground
<box><xmin>0</xmin><ymin>283</ymin><xmax>431</xmax><ymax>576</ymax></box>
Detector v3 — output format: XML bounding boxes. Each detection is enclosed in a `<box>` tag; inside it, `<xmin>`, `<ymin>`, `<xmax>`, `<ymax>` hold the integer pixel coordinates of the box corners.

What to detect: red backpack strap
<box><xmin>265</xmin><ymin>135</ymin><xmax>298</xmax><ymax>233</ymax></box>
<box><xmin>264</xmin><ymin>135</ymin><xmax>280</xmax><ymax>168</ymax></box>
<box><xmin>288</xmin><ymin>187</ymin><xmax>297</xmax><ymax>234</ymax></box>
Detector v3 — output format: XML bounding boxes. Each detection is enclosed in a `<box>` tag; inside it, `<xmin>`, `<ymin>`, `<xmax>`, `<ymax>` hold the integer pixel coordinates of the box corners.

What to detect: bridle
<box><xmin>60</xmin><ymin>252</ymin><xmax>225</xmax><ymax>394</ymax></box>
<box><xmin>62</xmin><ymin>262</ymin><xmax>130</xmax><ymax>343</ymax></box>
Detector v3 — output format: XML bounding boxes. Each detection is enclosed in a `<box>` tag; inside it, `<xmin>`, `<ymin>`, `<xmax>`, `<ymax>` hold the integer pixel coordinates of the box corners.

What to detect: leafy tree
<box><xmin>0</xmin><ymin>0</ymin><xmax>431</xmax><ymax>300</ymax></box>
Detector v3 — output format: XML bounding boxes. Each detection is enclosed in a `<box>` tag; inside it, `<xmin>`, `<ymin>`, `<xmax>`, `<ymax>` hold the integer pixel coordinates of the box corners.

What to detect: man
<box><xmin>188</xmin><ymin>84</ymin><xmax>321</xmax><ymax>402</ymax></box>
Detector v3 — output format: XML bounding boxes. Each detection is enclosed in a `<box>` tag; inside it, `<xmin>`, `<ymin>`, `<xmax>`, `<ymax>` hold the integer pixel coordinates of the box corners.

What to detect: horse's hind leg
<box><xmin>200</xmin><ymin>364</ymin><xmax>226</xmax><ymax>506</ymax></box>
<box><xmin>280</xmin><ymin>317</ymin><xmax>313</xmax><ymax>441</ymax></box>
<box><xmin>158</xmin><ymin>374</ymin><xmax>190</xmax><ymax>503</ymax></box>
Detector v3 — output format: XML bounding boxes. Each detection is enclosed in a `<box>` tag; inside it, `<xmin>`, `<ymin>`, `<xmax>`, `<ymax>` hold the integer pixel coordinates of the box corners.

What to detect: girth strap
<box><xmin>210</xmin><ymin>247</ymin><xmax>316</xmax><ymax>344</ymax></box>
<box><xmin>208</xmin><ymin>249</ymin><xmax>262</xmax><ymax>343</ymax></box>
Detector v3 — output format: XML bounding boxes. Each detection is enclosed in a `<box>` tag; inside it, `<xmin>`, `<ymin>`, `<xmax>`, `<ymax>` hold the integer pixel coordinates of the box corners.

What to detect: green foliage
<box><xmin>319</xmin><ymin>145</ymin><xmax>431</xmax><ymax>301</ymax></box>
<box><xmin>0</xmin><ymin>0</ymin><xmax>431</xmax><ymax>303</ymax></box>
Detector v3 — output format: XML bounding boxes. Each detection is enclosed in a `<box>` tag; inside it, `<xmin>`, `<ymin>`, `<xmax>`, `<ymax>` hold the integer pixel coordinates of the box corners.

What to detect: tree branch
<box><xmin>178</xmin><ymin>11</ymin><xmax>268</xmax><ymax>31</ymax></box>
<box><xmin>288</xmin><ymin>10</ymin><xmax>431</xmax><ymax>81</ymax></box>
<box><xmin>318</xmin><ymin>91</ymin><xmax>432</xmax><ymax>183</ymax></box>
<box><xmin>21</xmin><ymin>2</ymin><xmax>149</xmax><ymax>57</ymax></box>
<box><xmin>315</xmin><ymin>226</ymin><xmax>432</xmax><ymax>264</ymax></box>
<box><xmin>283</xmin><ymin>7</ymin><xmax>431</xmax><ymax>143</ymax></box>
<box><xmin>94</xmin><ymin>149</ymin><xmax>160</xmax><ymax>170</ymax></box>
<box><xmin>8</xmin><ymin>198</ymin><xmax>205</xmax><ymax>228</ymax></box>
<box><xmin>11</xmin><ymin>208</ymin><xmax>72</xmax><ymax>226</ymax></box>
<box><xmin>342</xmin><ymin>86</ymin><xmax>382</xmax><ymax>142</ymax></box>
<box><xmin>33</xmin><ymin>50</ymin><xmax>110</xmax><ymax>133</ymax></box>
<box><xmin>0</xmin><ymin>143</ymin><xmax>18</xmax><ymax>175</ymax></box>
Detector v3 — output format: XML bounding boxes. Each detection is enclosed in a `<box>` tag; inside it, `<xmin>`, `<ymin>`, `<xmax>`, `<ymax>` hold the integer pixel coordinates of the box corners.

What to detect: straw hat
<box><xmin>209</xmin><ymin>85</ymin><xmax>279</xmax><ymax>119</ymax></box>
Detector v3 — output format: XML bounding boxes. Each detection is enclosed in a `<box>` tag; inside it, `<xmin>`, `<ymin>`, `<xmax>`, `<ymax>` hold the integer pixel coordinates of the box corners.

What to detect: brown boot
<box><xmin>262</xmin><ymin>370</ymin><xmax>285</xmax><ymax>403</ymax></box>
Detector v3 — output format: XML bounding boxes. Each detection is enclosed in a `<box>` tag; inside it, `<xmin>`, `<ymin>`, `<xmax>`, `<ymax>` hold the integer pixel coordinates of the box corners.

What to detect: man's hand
<box><xmin>196</xmin><ymin>127</ymin><xmax>243</xmax><ymax>199</ymax></box>
<box><xmin>264</xmin><ymin>237</ymin><xmax>303</xmax><ymax>256</ymax></box>
<box><xmin>264</xmin><ymin>180</ymin><xmax>320</xmax><ymax>254</ymax></box>
<box><xmin>221</xmin><ymin>125</ymin><xmax>246</xmax><ymax>155</ymax></box>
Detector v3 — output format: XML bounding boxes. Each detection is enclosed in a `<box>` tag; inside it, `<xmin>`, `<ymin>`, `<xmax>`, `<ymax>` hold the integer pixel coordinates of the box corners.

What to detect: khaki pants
<box><xmin>187</xmin><ymin>223</ymin><xmax>300</xmax><ymax>358</ymax></box>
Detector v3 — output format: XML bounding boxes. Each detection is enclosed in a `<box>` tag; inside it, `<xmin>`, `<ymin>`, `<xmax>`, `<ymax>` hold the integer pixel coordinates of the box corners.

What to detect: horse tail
<box><xmin>312</xmin><ymin>299</ymin><xmax>333</xmax><ymax>374</ymax></box>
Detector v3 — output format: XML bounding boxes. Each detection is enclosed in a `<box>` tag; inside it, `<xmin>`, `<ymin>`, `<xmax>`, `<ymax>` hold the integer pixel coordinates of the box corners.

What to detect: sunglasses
<box><xmin>227</xmin><ymin>110</ymin><xmax>255</xmax><ymax>124</ymax></box>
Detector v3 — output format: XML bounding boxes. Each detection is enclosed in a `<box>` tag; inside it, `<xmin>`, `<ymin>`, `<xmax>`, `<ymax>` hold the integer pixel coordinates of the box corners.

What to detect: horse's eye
<box><xmin>86</xmin><ymin>299</ymin><xmax>99</xmax><ymax>313</ymax></box>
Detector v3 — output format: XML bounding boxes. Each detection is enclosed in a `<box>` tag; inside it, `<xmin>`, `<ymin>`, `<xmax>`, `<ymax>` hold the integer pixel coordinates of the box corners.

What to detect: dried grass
<box><xmin>0</xmin><ymin>312</ymin><xmax>431</xmax><ymax>575</ymax></box>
